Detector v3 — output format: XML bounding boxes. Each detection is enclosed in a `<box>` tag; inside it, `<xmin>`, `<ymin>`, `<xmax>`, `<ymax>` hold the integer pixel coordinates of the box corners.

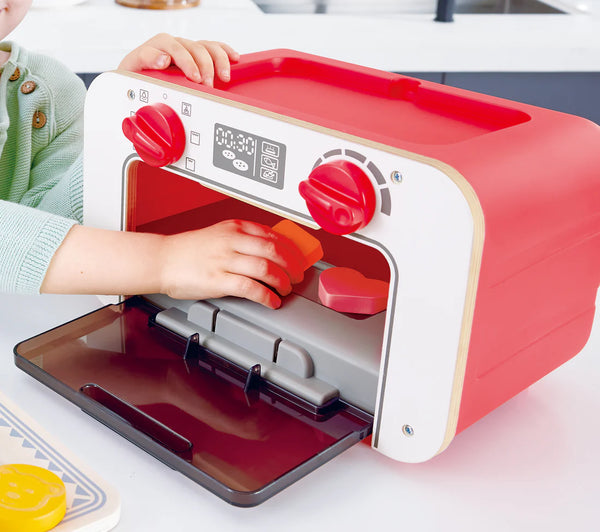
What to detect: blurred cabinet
<box><xmin>78</xmin><ymin>73</ymin><xmax>100</xmax><ymax>88</ymax></box>
<box><xmin>403</xmin><ymin>71</ymin><xmax>600</xmax><ymax>124</ymax></box>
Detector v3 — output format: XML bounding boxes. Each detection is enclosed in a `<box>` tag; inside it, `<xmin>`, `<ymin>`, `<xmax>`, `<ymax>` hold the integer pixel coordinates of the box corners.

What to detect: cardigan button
<box><xmin>20</xmin><ymin>80</ymin><xmax>37</xmax><ymax>94</ymax></box>
<box><xmin>32</xmin><ymin>111</ymin><xmax>47</xmax><ymax>129</ymax></box>
<box><xmin>9</xmin><ymin>67</ymin><xmax>20</xmax><ymax>81</ymax></box>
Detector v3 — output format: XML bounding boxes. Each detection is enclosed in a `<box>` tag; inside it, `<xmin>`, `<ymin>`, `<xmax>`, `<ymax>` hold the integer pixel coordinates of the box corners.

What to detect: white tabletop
<box><xmin>7</xmin><ymin>0</ymin><xmax>600</xmax><ymax>73</ymax></box>
<box><xmin>0</xmin><ymin>291</ymin><xmax>599</xmax><ymax>530</ymax></box>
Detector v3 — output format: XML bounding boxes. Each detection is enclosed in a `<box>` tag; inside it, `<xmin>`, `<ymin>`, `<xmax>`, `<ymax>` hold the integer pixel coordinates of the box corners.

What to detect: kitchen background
<box><xmin>14</xmin><ymin>0</ymin><xmax>600</xmax><ymax>124</ymax></box>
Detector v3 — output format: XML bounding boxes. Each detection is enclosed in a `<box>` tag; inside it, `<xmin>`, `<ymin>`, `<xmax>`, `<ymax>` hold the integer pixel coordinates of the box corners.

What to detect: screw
<box><xmin>391</xmin><ymin>170</ymin><xmax>403</xmax><ymax>184</ymax></box>
<box><xmin>402</xmin><ymin>424</ymin><xmax>415</xmax><ymax>437</ymax></box>
<box><xmin>127</xmin><ymin>89</ymin><xmax>135</xmax><ymax>100</ymax></box>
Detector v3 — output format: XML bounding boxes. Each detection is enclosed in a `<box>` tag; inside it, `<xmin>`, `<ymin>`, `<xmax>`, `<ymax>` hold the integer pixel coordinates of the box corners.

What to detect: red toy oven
<box><xmin>14</xmin><ymin>50</ymin><xmax>600</xmax><ymax>506</ymax></box>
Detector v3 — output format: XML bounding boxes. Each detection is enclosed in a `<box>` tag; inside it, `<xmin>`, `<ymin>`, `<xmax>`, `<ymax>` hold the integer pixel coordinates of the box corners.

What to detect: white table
<box><xmin>0</xmin><ymin>291</ymin><xmax>598</xmax><ymax>530</ymax></box>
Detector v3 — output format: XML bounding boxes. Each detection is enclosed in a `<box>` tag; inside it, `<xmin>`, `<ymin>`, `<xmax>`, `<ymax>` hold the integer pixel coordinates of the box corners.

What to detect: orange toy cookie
<box><xmin>272</xmin><ymin>219</ymin><xmax>324</xmax><ymax>271</ymax></box>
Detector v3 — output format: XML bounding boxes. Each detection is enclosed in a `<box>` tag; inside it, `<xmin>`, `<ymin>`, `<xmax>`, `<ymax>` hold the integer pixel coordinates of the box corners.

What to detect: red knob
<box><xmin>122</xmin><ymin>103</ymin><xmax>185</xmax><ymax>167</ymax></box>
<box><xmin>299</xmin><ymin>160</ymin><xmax>376</xmax><ymax>235</ymax></box>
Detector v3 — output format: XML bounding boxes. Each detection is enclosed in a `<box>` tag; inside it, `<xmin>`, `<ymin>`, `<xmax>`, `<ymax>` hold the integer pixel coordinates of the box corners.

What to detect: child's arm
<box><xmin>40</xmin><ymin>220</ymin><xmax>305</xmax><ymax>309</ymax></box>
<box><xmin>117</xmin><ymin>34</ymin><xmax>239</xmax><ymax>87</ymax></box>
<box><xmin>35</xmin><ymin>35</ymin><xmax>305</xmax><ymax>308</ymax></box>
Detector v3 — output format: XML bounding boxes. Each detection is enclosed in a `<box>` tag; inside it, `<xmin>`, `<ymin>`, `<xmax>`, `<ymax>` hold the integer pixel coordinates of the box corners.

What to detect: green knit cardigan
<box><xmin>0</xmin><ymin>42</ymin><xmax>86</xmax><ymax>294</ymax></box>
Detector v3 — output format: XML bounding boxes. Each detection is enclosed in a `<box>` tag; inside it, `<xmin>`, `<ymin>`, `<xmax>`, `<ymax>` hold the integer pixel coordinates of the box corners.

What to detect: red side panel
<box><xmin>442</xmin><ymin>114</ymin><xmax>600</xmax><ymax>432</ymax></box>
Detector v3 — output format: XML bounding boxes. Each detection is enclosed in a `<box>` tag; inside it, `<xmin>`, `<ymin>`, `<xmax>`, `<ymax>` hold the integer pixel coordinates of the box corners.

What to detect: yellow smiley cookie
<box><xmin>0</xmin><ymin>464</ymin><xmax>66</xmax><ymax>532</ymax></box>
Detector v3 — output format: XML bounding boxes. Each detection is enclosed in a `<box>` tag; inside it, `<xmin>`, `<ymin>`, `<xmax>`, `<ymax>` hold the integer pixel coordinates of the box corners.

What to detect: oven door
<box><xmin>13</xmin><ymin>296</ymin><xmax>372</xmax><ymax>507</ymax></box>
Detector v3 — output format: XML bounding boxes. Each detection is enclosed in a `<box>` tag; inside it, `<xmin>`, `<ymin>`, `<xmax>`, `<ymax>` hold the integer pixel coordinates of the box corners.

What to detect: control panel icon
<box><xmin>185</xmin><ymin>157</ymin><xmax>196</xmax><ymax>172</ymax></box>
<box><xmin>261</xmin><ymin>154</ymin><xmax>279</xmax><ymax>170</ymax></box>
<box><xmin>260</xmin><ymin>168</ymin><xmax>278</xmax><ymax>183</ymax></box>
<box><xmin>233</xmin><ymin>159</ymin><xmax>250</xmax><ymax>172</ymax></box>
<box><xmin>262</xmin><ymin>141</ymin><xmax>280</xmax><ymax>158</ymax></box>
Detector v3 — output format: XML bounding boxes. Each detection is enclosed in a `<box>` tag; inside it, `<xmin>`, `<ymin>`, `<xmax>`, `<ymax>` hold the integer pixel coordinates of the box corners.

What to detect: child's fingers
<box><xmin>210</xmin><ymin>41</ymin><xmax>240</xmax><ymax>62</ymax></box>
<box><xmin>155</xmin><ymin>36</ymin><xmax>205</xmax><ymax>83</ymax></box>
<box><xmin>176</xmin><ymin>39</ymin><xmax>217</xmax><ymax>86</ymax></box>
<box><xmin>119</xmin><ymin>34</ymin><xmax>240</xmax><ymax>86</ymax></box>
<box><xmin>118</xmin><ymin>33</ymin><xmax>202</xmax><ymax>83</ymax></box>
<box><xmin>150</xmin><ymin>37</ymin><xmax>237</xmax><ymax>86</ymax></box>
<box><xmin>230</xmin><ymin>230</ymin><xmax>305</xmax><ymax>285</ymax></box>
<box><xmin>118</xmin><ymin>46</ymin><xmax>171</xmax><ymax>72</ymax></box>
<box><xmin>227</xmin><ymin>254</ymin><xmax>293</xmax><ymax>296</ymax></box>
<box><xmin>197</xmin><ymin>41</ymin><xmax>239</xmax><ymax>82</ymax></box>
<box><xmin>230</xmin><ymin>220</ymin><xmax>306</xmax><ymax>265</ymax></box>
<box><xmin>179</xmin><ymin>40</ymin><xmax>240</xmax><ymax>85</ymax></box>
<box><xmin>220</xmin><ymin>273</ymin><xmax>282</xmax><ymax>309</ymax></box>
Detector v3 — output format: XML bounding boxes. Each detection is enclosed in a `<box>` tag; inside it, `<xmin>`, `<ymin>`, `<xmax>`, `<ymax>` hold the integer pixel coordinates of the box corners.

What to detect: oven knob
<box><xmin>299</xmin><ymin>160</ymin><xmax>377</xmax><ymax>235</ymax></box>
<box><xmin>122</xmin><ymin>103</ymin><xmax>185</xmax><ymax>167</ymax></box>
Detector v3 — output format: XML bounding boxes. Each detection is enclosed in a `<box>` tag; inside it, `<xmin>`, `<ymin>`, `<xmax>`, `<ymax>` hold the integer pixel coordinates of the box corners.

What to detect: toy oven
<box><xmin>14</xmin><ymin>50</ymin><xmax>600</xmax><ymax>506</ymax></box>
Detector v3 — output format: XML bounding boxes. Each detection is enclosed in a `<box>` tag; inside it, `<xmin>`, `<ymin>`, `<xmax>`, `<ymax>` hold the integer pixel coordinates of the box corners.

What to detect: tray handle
<box><xmin>80</xmin><ymin>383</ymin><xmax>193</xmax><ymax>456</ymax></box>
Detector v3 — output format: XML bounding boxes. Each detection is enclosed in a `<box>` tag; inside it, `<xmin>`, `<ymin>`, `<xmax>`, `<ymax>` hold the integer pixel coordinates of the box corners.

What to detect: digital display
<box><xmin>215</xmin><ymin>126</ymin><xmax>257</xmax><ymax>157</ymax></box>
<box><xmin>213</xmin><ymin>123</ymin><xmax>286</xmax><ymax>189</ymax></box>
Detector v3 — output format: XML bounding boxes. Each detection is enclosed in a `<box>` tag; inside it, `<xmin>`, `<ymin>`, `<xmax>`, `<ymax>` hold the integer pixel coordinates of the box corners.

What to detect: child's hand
<box><xmin>118</xmin><ymin>33</ymin><xmax>239</xmax><ymax>87</ymax></box>
<box><xmin>158</xmin><ymin>220</ymin><xmax>305</xmax><ymax>308</ymax></box>
<box><xmin>42</xmin><ymin>220</ymin><xmax>304</xmax><ymax>309</ymax></box>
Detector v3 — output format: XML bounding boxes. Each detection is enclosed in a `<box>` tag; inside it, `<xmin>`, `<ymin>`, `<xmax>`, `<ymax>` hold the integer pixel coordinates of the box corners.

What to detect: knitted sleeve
<box><xmin>0</xmin><ymin>200</ymin><xmax>76</xmax><ymax>293</ymax></box>
<box><xmin>21</xmin><ymin>144</ymin><xmax>84</xmax><ymax>223</ymax></box>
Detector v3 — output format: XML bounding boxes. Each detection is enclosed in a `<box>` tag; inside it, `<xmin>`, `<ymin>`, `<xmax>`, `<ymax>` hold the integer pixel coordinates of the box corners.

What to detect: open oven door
<box><xmin>14</xmin><ymin>296</ymin><xmax>373</xmax><ymax>507</ymax></box>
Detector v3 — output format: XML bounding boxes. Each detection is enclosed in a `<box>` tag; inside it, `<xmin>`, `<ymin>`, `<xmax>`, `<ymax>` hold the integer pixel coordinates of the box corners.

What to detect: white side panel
<box><xmin>83</xmin><ymin>73</ymin><xmax>134</xmax><ymax>231</ymax></box>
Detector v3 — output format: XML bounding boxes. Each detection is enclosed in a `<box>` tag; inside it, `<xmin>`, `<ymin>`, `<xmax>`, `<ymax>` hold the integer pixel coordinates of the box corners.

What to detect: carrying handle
<box><xmin>80</xmin><ymin>383</ymin><xmax>193</xmax><ymax>456</ymax></box>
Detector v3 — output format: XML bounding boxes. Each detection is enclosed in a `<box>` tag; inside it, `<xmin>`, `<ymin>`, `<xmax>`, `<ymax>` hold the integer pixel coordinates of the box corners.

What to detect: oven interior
<box><xmin>129</xmin><ymin>162</ymin><xmax>391</xmax><ymax>414</ymax></box>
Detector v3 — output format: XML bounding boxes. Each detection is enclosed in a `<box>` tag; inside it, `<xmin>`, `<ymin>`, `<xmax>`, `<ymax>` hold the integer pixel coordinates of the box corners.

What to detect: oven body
<box><xmin>82</xmin><ymin>50</ymin><xmax>600</xmax><ymax>462</ymax></box>
<box><xmin>15</xmin><ymin>50</ymin><xmax>600</xmax><ymax>505</ymax></box>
